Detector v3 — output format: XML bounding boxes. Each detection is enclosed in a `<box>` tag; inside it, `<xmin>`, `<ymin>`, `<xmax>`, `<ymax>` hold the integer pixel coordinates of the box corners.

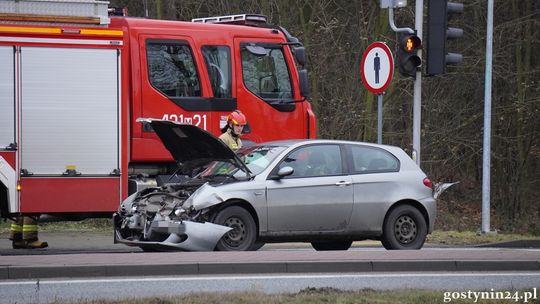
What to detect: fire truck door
<box><xmin>19</xmin><ymin>47</ymin><xmax>121</xmax><ymax>213</ymax></box>
<box><xmin>140</xmin><ymin>37</ymin><xmax>227</xmax><ymax>132</ymax></box>
<box><xmin>0</xmin><ymin>46</ymin><xmax>17</xmax><ymax>213</ymax></box>
<box><xmin>235</xmin><ymin>38</ymin><xmax>305</xmax><ymax>142</ymax></box>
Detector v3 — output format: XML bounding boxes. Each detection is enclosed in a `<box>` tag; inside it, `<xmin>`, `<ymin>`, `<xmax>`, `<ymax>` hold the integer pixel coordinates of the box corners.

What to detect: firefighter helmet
<box><xmin>227</xmin><ymin>110</ymin><xmax>247</xmax><ymax>126</ymax></box>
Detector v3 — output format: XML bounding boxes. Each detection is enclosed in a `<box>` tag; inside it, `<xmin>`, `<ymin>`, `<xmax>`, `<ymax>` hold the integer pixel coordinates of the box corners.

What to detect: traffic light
<box><xmin>426</xmin><ymin>0</ymin><xmax>464</xmax><ymax>76</ymax></box>
<box><xmin>397</xmin><ymin>33</ymin><xmax>422</xmax><ymax>78</ymax></box>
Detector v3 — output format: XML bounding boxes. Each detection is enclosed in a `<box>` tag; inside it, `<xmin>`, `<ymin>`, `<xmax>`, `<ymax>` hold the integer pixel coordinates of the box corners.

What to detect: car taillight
<box><xmin>423</xmin><ymin>178</ymin><xmax>433</xmax><ymax>189</ymax></box>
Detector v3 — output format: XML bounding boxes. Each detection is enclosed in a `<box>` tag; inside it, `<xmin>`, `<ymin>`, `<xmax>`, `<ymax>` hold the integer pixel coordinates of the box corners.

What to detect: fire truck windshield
<box><xmin>241</xmin><ymin>44</ymin><xmax>293</xmax><ymax>101</ymax></box>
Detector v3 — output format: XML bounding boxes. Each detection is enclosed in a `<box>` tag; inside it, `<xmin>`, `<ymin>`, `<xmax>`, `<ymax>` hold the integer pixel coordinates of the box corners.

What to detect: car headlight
<box><xmin>174</xmin><ymin>208</ymin><xmax>186</xmax><ymax>217</ymax></box>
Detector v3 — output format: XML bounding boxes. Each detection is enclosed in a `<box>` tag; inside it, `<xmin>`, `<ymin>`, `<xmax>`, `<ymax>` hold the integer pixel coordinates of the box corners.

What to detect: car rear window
<box><xmin>349</xmin><ymin>145</ymin><xmax>399</xmax><ymax>173</ymax></box>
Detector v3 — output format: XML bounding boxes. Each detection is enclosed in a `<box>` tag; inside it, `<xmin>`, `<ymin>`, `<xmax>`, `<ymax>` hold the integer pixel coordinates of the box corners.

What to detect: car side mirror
<box><xmin>269</xmin><ymin>166</ymin><xmax>295</xmax><ymax>180</ymax></box>
<box><xmin>277</xmin><ymin>166</ymin><xmax>294</xmax><ymax>177</ymax></box>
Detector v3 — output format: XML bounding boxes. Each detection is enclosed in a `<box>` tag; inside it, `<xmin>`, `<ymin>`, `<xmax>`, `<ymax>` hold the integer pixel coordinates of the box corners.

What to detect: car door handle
<box><xmin>335</xmin><ymin>181</ymin><xmax>352</xmax><ymax>186</ymax></box>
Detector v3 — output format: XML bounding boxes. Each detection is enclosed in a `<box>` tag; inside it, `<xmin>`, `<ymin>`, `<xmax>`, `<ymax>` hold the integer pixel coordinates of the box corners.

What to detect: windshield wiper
<box><xmin>204</xmin><ymin>173</ymin><xmax>231</xmax><ymax>179</ymax></box>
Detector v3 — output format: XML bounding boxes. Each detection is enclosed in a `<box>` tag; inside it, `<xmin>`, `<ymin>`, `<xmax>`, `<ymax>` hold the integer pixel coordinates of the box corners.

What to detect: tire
<box><xmin>311</xmin><ymin>240</ymin><xmax>352</xmax><ymax>251</ymax></box>
<box><xmin>250</xmin><ymin>241</ymin><xmax>265</xmax><ymax>251</ymax></box>
<box><xmin>381</xmin><ymin>205</ymin><xmax>427</xmax><ymax>250</ymax></box>
<box><xmin>213</xmin><ymin>206</ymin><xmax>257</xmax><ymax>251</ymax></box>
<box><xmin>140</xmin><ymin>246</ymin><xmax>161</xmax><ymax>252</ymax></box>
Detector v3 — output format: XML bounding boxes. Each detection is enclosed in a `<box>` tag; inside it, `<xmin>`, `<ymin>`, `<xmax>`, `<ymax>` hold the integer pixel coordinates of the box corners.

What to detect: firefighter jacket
<box><xmin>219</xmin><ymin>129</ymin><xmax>243</xmax><ymax>152</ymax></box>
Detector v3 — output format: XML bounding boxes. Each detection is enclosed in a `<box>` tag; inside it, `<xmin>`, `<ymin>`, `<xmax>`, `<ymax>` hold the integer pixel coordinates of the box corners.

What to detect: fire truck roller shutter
<box><xmin>0</xmin><ymin>46</ymin><xmax>17</xmax><ymax>213</ymax></box>
<box><xmin>0</xmin><ymin>46</ymin><xmax>15</xmax><ymax>150</ymax></box>
<box><xmin>20</xmin><ymin>47</ymin><xmax>119</xmax><ymax>176</ymax></box>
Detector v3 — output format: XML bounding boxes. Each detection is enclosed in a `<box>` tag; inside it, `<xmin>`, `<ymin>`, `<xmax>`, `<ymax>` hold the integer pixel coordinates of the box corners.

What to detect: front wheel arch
<box><xmin>210</xmin><ymin>199</ymin><xmax>260</xmax><ymax>236</ymax></box>
<box><xmin>210</xmin><ymin>200</ymin><xmax>262</xmax><ymax>251</ymax></box>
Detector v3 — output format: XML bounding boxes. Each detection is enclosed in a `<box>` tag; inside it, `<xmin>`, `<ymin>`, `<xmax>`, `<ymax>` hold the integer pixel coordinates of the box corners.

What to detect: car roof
<box><xmin>251</xmin><ymin>139</ymin><xmax>418</xmax><ymax>170</ymax></box>
<box><xmin>255</xmin><ymin>139</ymin><xmax>401</xmax><ymax>150</ymax></box>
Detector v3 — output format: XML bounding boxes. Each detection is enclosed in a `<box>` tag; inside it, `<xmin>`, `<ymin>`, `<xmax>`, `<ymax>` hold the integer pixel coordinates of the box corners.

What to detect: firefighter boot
<box><xmin>22</xmin><ymin>216</ymin><xmax>48</xmax><ymax>249</ymax></box>
<box><xmin>10</xmin><ymin>216</ymin><xmax>26</xmax><ymax>249</ymax></box>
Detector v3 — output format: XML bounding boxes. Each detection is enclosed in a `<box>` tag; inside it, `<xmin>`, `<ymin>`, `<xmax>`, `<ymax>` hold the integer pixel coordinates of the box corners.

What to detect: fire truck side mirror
<box><xmin>293</xmin><ymin>46</ymin><xmax>306</xmax><ymax>66</ymax></box>
<box><xmin>298</xmin><ymin>69</ymin><xmax>310</xmax><ymax>98</ymax></box>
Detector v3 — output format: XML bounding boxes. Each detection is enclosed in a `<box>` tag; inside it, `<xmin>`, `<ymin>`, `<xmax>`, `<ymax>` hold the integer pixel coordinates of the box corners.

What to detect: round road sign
<box><xmin>360</xmin><ymin>42</ymin><xmax>394</xmax><ymax>94</ymax></box>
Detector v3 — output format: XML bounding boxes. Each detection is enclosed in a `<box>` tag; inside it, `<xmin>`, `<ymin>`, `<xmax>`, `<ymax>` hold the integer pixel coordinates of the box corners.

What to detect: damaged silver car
<box><xmin>114</xmin><ymin>119</ymin><xmax>452</xmax><ymax>252</ymax></box>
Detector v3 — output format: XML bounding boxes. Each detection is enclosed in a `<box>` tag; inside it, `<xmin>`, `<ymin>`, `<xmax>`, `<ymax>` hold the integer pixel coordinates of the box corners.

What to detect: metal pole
<box><xmin>412</xmin><ymin>0</ymin><xmax>423</xmax><ymax>165</ymax></box>
<box><xmin>388</xmin><ymin>6</ymin><xmax>415</xmax><ymax>34</ymax></box>
<box><xmin>482</xmin><ymin>0</ymin><xmax>494</xmax><ymax>234</ymax></box>
<box><xmin>377</xmin><ymin>94</ymin><xmax>383</xmax><ymax>144</ymax></box>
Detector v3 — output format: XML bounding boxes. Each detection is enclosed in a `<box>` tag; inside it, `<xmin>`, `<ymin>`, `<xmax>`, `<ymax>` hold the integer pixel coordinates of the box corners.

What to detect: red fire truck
<box><xmin>0</xmin><ymin>1</ymin><xmax>316</xmax><ymax>220</ymax></box>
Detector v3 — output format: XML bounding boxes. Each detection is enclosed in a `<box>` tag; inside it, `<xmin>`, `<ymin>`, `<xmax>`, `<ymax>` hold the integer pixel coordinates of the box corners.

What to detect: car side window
<box><xmin>201</xmin><ymin>45</ymin><xmax>232</xmax><ymax>98</ymax></box>
<box><xmin>349</xmin><ymin>145</ymin><xmax>399</xmax><ymax>173</ymax></box>
<box><xmin>146</xmin><ymin>40</ymin><xmax>201</xmax><ymax>97</ymax></box>
<box><xmin>278</xmin><ymin>145</ymin><xmax>342</xmax><ymax>177</ymax></box>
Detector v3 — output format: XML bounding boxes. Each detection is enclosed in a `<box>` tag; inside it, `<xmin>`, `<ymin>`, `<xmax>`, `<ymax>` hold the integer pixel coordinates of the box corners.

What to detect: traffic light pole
<box><xmin>481</xmin><ymin>0</ymin><xmax>494</xmax><ymax>234</ymax></box>
<box><xmin>412</xmin><ymin>0</ymin><xmax>423</xmax><ymax>165</ymax></box>
<box><xmin>387</xmin><ymin>6</ymin><xmax>414</xmax><ymax>34</ymax></box>
<box><xmin>385</xmin><ymin>0</ymin><xmax>423</xmax><ymax>165</ymax></box>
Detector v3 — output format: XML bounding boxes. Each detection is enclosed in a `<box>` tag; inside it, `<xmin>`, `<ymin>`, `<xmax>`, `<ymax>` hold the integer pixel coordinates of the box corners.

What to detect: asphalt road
<box><xmin>0</xmin><ymin>231</ymin><xmax>396</xmax><ymax>256</ymax></box>
<box><xmin>1</xmin><ymin>231</ymin><xmax>539</xmax><ymax>303</ymax></box>
<box><xmin>1</xmin><ymin>231</ymin><xmax>539</xmax><ymax>282</ymax></box>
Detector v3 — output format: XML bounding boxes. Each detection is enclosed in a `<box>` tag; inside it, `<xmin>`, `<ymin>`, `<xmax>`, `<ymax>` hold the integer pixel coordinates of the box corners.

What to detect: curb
<box><xmin>2</xmin><ymin>260</ymin><xmax>539</xmax><ymax>280</ymax></box>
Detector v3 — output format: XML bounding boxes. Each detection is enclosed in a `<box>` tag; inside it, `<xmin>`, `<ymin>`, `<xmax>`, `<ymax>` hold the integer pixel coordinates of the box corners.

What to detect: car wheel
<box><xmin>140</xmin><ymin>246</ymin><xmax>161</xmax><ymax>252</ymax></box>
<box><xmin>311</xmin><ymin>241</ymin><xmax>352</xmax><ymax>251</ymax></box>
<box><xmin>214</xmin><ymin>206</ymin><xmax>256</xmax><ymax>251</ymax></box>
<box><xmin>250</xmin><ymin>241</ymin><xmax>265</xmax><ymax>251</ymax></box>
<box><xmin>381</xmin><ymin>205</ymin><xmax>427</xmax><ymax>250</ymax></box>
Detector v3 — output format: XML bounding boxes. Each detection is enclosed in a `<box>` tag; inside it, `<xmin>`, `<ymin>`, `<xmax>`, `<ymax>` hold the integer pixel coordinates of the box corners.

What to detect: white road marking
<box><xmin>1</xmin><ymin>272</ymin><xmax>539</xmax><ymax>286</ymax></box>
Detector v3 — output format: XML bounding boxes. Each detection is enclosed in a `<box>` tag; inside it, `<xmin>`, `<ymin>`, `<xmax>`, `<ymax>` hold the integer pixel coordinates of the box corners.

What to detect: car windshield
<box><xmin>240</xmin><ymin>145</ymin><xmax>287</xmax><ymax>175</ymax></box>
<box><xmin>196</xmin><ymin>145</ymin><xmax>286</xmax><ymax>180</ymax></box>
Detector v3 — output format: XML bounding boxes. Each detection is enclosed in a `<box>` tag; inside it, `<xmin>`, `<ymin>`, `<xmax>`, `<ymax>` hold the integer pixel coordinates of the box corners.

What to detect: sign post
<box><xmin>360</xmin><ymin>42</ymin><xmax>394</xmax><ymax>144</ymax></box>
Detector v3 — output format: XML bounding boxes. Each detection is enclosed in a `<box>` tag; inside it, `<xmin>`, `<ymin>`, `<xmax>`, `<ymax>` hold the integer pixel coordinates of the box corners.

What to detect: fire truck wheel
<box><xmin>214</xmin><ymin>206</ymin><xmax>256</xmax><ymax>251</ymax></box>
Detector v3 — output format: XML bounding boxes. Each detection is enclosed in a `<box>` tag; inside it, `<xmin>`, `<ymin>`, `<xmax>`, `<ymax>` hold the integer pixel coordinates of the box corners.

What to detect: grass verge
<box><xmin>427</xmin><ymin>230</ymin><xmax>540</xmax><ymax>246</ymax></box>
<box><xmin>0</xmin><ymin>218</ymin><xmax>112</xmax><ymax>234</ymax></box>
<box><xmin>50</xmin><ymin>288</ymin><xmax>540</xmax><ymax>304</ymax></box>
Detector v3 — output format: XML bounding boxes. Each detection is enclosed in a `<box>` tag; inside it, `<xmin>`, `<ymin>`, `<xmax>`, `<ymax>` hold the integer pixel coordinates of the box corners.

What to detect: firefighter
<box><xmin>9</xmin><ymin>215</ymin><xmax>48</xmax><ymax>249</ymax></box>
<box><xmin>219</xmin><ymin>110</ymin><xmax>247</xmax><ymax>152</ymax></box>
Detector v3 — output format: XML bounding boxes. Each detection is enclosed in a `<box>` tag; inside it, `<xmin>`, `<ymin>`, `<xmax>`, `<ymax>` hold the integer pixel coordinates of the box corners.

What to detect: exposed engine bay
<box><xmin>114</xmin><ymin>179</ymin><xmax>233</xmax><ymax>251</ymax></box>
<box><xmin>113</xmin><ymin>119</ymin><xmax>255</xmax><ymax>252</ymax></box>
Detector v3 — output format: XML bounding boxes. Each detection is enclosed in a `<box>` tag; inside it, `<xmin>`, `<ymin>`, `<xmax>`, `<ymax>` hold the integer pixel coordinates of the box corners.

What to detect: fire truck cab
<box><xmin>0</xmin><ymin>1</ymin><xmax>315</xmax><ymax>220</ymax></box>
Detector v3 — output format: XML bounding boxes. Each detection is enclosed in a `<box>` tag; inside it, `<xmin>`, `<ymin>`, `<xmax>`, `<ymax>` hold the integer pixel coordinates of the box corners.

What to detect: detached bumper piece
<box><xmin>114</xmin><ymin>214</ymin><xmax>231</xmax><ymax>251</ymax></box>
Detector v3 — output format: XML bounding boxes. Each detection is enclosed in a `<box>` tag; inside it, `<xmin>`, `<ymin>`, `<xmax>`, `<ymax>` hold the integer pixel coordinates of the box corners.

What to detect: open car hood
<box><xmin>137</xmin><ymin>118</ymin><xmax>250</xmax><ymax>175</ymax></box>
